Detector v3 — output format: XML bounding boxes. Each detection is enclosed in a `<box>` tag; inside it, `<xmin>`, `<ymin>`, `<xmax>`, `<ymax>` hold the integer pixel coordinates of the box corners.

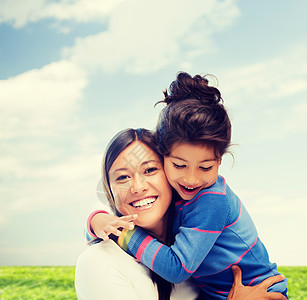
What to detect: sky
<box><xmin>0</xmin><ymin>0</ymin><xmax>306</xmax><ymax>267</ymax></box>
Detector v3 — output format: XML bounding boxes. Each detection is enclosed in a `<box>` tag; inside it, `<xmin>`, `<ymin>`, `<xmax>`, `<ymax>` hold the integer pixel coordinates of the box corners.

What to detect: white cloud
<box><xmin>0</xmin><ymin>51</ymin><xmax>165</xmax><ymax>224</ymax></box>
<box><xmin>0</xmin><ymin>153</ymin><xmax>101</xmax><ymax>223</ymax></box>
<box><xmin>63</xmin><ymin>0</ymin><xmax>240</xmax><ymax>74</ymax></box>
<box><xmin>42</xmin><ymin>0</ymin><xmax>125</xmax><ymax>23</ymax></box>
<box><xmin>37</xmin><ymin>153</ymin><xmax>102</xmax><ymax>182</ymax></box>
<box><xmin>247</xmin><ymin>196</ymin><xmax>307</xmax><ymax>266</ymax></box>
<box><xmin>245</xmin><ymin>195</ymin><xmax>306</xmax><ymax>217</ymax></box>
<box><xmin>1</xmin><ymin>0</ymin><xmax>240</xmax><ymax>73</ymax></box>
<box><xmin>0</xmin><ymin>0</ymin><xmax>125</xmax><ymax>28</ymax></box>
<box><xmin>0</xmin><ymin>0</ymin><xmax>44</xmax><ymax>28</ymax></box>
<box><xmin>0</xmin><ymin>59</ymin><xmax>91</xmax><ymax>222</ymax></box>
<box><xmin>0</xmin><ymin>90</ymin><xmax>163</xmax><ymax>221</ymax></box>
<box><xmin>219</xmin><ymin>45</ymin><xmax>307</xmax><ymax>105</ymax></box>
<box><xmin>284</xmin><ymin>99</ymin><xmax>307</xmax><ymax>133</ymax></box>
<box><xmin>0</xmin><ymin>60</ymin><xmax>87</xmax><ymax>138</ymax></box>
<box><xmin>216</xmin><ymin>45</ymin><xmax>307</xmax><ymax>143</ymax></box>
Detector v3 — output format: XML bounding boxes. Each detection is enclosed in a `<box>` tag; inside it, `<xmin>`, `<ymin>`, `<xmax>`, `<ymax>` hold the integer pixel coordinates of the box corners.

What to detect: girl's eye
<box><xmin>173</xmin><ymin>163</ymin><xmax>186</xmax><ymax>169</ymax></box>
<box><xmin>116</xmin><ymin>175</ymin><xmax>129</xmax><ymax>181</ymax></box>
<box><xmin>145</xmin><ymin>167</ymin><xmax>158</xmax><ymax>174</ymax></box>
<box><xmin>200</xmin><ymin>166</ymin><xmax>213</xmax><ymax>171</ymax></box>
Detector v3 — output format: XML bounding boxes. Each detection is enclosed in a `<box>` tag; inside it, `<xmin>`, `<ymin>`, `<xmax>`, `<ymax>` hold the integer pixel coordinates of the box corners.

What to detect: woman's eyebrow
<box><xmin>112</xmin><ymin>167</ymin><xmax>129</xmax><ymax>174</ymax></box>
<box><xmin>112</xmin><ymin>160</ymin><xmax>159</xmax><ymax>173</ymax></box>
<box><xmin>141</xmin><ymin>160</ymin><xmax>160</xmax><ymax>166</ymax></box>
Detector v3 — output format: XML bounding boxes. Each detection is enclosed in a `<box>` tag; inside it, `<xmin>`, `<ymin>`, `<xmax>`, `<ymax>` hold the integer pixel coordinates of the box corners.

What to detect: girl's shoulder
<box><xmin>178</xmin><ymin>176</ymin><xmax>230</xmax><ymax>212</ymax></box>
<box><xmin>175</xmin><ymin>176</ymin><xmax>235</xmax><ymax>214</ymax></box>
<box><xmin>196</xmin><ymin>175</ymin><xmax>227</xmax><ymax>197</ymax></box>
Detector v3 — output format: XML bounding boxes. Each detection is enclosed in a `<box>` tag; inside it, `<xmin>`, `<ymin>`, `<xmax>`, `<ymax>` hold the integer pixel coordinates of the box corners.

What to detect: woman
<box><xmin>75</xmin><ymin>128</ymin><xmax>286</xmax><ymax>300</ymax></box>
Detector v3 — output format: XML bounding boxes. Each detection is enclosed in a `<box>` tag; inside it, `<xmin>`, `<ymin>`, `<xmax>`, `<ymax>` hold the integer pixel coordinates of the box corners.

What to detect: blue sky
<box><xmin>0</xmin><ymin>0</ymin><xmax>306</xmax><ymax>266</ymax></box>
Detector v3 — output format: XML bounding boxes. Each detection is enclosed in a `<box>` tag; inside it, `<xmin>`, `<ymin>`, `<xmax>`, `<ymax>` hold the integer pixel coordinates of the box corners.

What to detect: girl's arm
<box><xmin>85</xmin><ymin>210</ymin><xmax>137</xmax><ymax>243</ymax></box>
<box><xmin>117</xmin><ymin>193</ymin><xmax>228</xmax><ymax>283</ymax></box>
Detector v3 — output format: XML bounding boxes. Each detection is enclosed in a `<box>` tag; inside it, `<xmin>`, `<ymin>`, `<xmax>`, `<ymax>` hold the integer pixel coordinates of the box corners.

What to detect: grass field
<box><xmin>0</xmin><ymin>267</ymin><xmax>76</xmax><ymax>300</ymax></box>
<box><xmin>0</xmin><ymin>266</ymin><xmax>306</xmax><ymax>299</ymax></box>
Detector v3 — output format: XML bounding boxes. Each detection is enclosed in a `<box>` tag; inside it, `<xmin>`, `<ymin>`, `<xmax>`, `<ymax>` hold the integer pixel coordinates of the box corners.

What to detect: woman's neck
<box><xmin>145</xmin><ymin>212</ymin><xmax>169</xmax><ymax>243</ymax></box>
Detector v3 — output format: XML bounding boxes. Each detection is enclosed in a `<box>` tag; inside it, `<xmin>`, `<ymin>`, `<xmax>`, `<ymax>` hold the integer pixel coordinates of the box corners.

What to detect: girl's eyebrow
<box><xmin>200</xmin><ymin>159</ymin><xmax>217</xmax><ymax>162</ymax></box>
<box><xmin>170</xmin><ymin>156</ymin><xmax>216</xmax><ymax>163</ymax></box>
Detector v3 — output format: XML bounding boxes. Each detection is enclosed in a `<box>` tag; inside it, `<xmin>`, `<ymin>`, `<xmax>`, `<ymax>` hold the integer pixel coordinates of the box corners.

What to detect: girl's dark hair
<box><xmin>156</xmin><ymin>72</ymin><xmax>231</xmax><ymax>158</ymax></box>
<box><xmin>102</xmin><ymin>128</ymin><xmax>174</xmax><ymax>300</ymax></box>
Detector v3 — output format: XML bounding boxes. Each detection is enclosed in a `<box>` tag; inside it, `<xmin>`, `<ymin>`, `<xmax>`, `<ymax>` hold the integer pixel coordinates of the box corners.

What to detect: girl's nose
<box><xmin>183</xmin><ymin>169</ymin><xmax>200</xmax><ymax>186</ymax></box>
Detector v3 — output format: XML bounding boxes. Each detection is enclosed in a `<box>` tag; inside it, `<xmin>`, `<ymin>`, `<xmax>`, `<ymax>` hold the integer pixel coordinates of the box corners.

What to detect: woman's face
<box><xmin>109</xmin><ymin>141</ymin><xmax>172</xmax><ymax>233</ymax></box>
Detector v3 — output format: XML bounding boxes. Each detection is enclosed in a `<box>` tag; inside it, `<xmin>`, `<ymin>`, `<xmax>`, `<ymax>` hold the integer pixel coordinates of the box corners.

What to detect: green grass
<box><xmin>278</xmin><ymin>266</ymin><xmax>307</xmax><ymax>299</ymax></box>
<box><xmin>0</xmin><ymin>266</ymin><xmax>306</xmax><ymax>299</ymax></box>
<box><xmin>0</xmin><ymin>266</ymin><xmax>76</xmax><ymax>300</ymax></box>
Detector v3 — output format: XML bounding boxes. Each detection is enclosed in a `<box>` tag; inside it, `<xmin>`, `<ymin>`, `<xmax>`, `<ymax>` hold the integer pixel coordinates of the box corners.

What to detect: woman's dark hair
<box><xmin>156</xmin><ymin>72</ymin><xmax>231</xmax><ymax>158</ymax></box>
<box><xmin>101</xmin><ymin>128</ymin><xmax>174</xmax><ymax>300</ymax></box>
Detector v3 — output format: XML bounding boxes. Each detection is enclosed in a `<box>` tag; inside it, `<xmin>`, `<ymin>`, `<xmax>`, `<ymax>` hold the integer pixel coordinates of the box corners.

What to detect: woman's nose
<box><xmin>130</xmin><ymin>174</ymin><xmax>148</xmax><ymax>194</ymax></box>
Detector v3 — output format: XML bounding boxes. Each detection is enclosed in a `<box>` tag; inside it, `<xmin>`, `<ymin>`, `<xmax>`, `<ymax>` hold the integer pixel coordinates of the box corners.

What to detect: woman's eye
<box><xmin>116</xmin><ymin>175</ymin><xmax>129</xmax><ymax>181</ymax></box>
<box><xmin>173</xmin><ymin>163</ymin><xmax>186</xmax><ymax>169</ymax></box>
<box><xmin>145</xmin><ymin>167</ymin><xmax>158</xmax><ymax>174</ymax></box>
<box><xmin>200</xmin><ymin>166</ymin><xmax>213</xmax><ymax>171</ymax></box>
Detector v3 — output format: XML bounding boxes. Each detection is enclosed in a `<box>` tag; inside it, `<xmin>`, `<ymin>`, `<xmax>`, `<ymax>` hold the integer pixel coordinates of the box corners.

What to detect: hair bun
<box><xmin>162</xmin><ymin>72</ymin><xmax>222</xmax><ymax>105</ymax></box>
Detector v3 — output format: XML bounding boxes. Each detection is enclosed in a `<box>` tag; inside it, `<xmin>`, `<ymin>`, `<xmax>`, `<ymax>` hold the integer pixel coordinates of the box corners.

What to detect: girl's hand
<box><xmin>91</xmin><ymin>213</ymin><xmax>138</xmax><ymax>241</ymax></box>
<box><xmin>227</xmin><ymin>265</ymin><xmax>287</xmax><ymax>300</ymax></box>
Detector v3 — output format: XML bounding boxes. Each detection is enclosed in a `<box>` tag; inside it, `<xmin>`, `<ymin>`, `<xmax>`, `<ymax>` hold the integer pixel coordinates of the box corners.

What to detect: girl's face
<box><xmin>109</xmin><ymin>141</ymin><xmax>172</xmax><ymax>233</ymax></box>
<box><xmin>164</xmin><ymin>142</ymin><xmax>221</xmax><ymax>201</ymax></box>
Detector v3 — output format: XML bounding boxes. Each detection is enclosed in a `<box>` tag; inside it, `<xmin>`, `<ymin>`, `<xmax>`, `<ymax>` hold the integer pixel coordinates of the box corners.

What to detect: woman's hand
<box><xmin>91</xmin><ymin>213</ymin><xmax>138</xmax><ymax>241</ymax></box>
<box><xmin>227</xmin><ymin>265</ymin><xmax>287</xmax><ymax>300</ymax></box>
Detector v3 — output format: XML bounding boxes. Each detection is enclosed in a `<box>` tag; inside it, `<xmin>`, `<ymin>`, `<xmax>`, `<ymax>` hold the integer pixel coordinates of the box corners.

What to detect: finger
<box><xmin>104</xmin><ymin>225</ymin><xmax>122</xmax><ymax>236</ymax></box>
<box><xmin>227</xmin><ymin>286</ymin><xmax>234</xmax><ymax>299</ymax></box>
<box><xmin>119</xmin><ymin>214</ymin><xmax>138</xmax><ymax>222</ymax></box>
<box><xmin>111</xmin><ymin>220</ymin><xmax>135</xmax><ymax>230</ymax></box>
<box><xmin>265</xmin><ymin>292</ymin><xmax>287</xmax><ymax>300</ymax></box>
<box><xmin>259</xmin><ymin>274</ymin><xmax>286</xmax><ymax>290</ymax></box>
<box><xmin>97</xmin><ymin>230</ymin><xmax>109</xmax><ymax>241</ymax></box>
<box><xmin>231</xmin><ymin>265</ymin><xmax>243</xmax><ymax>287</ymax></box>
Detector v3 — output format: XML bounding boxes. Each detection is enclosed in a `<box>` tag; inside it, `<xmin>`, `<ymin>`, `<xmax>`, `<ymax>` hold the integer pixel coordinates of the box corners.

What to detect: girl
<box><xmin>86</xmin><ymin>73</ymin><xmax>288</xmax><ymax>299</ymax></box>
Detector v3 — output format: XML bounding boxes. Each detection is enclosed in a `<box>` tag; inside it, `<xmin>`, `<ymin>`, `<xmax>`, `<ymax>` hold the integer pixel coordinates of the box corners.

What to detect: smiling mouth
<box><xmin>129</xmin><ymin>197</ymin><xmax>157</xmax><ymax>209</ymax></box>
<box><xmin>179</xmin><ymin>184</ymin><xmax>201</xmax><ymax>195</ymax></box>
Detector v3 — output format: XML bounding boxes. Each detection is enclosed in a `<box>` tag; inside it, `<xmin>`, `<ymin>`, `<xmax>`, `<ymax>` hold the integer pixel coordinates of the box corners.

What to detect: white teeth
<box><xmin>131</xmin><ymin>197</ymin><xmax>156</xmax><ymax>207</ymax></box>
<box><xmin>185</xmin><ymin>186</ymin><xmax>196</xmax><ymax>190</ymax></box>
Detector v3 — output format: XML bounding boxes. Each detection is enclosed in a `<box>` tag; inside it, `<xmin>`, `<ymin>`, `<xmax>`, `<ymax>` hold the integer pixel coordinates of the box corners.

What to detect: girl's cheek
<box><xmin>166</xmin><ymin>178</ymin><xmax>177</xmax><ymax>189</ymax></box>
<box><xmin>167</xmin><ymin>170</ymin><xmax>177</xmax><ymax>182</ymax></box>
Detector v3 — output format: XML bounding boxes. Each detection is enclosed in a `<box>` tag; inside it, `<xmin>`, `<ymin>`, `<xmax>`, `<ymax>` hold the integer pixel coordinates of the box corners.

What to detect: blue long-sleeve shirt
<box><xmin>117</xmin><ymin>175</ymin><xmax>288</xmax><ymax>299</ymax></box>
